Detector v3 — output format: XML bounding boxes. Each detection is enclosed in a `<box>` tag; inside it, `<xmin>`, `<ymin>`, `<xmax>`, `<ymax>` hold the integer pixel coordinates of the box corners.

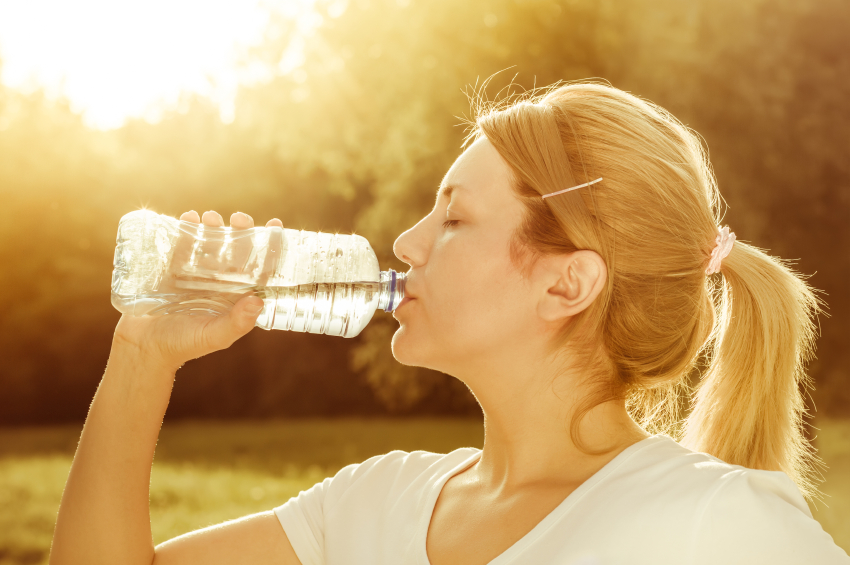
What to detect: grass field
<box><xmin>0</xmin><ymin>418</ymin><xmax>847</xmax><ymax>564</ymax></box>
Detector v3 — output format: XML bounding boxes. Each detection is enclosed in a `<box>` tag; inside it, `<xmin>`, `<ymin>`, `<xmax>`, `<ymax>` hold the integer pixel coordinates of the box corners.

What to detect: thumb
<box><xmin>205</xmin><ymin>295</ymin><xmax>265</xmax><ymax>351</ymax></box>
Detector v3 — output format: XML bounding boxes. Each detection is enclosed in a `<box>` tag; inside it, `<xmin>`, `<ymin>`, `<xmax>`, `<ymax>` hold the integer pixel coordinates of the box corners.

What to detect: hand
<box><xmin>112</xmin><ymin>210</ymin><xmax>284</xmax><ymax>372</ymax></box>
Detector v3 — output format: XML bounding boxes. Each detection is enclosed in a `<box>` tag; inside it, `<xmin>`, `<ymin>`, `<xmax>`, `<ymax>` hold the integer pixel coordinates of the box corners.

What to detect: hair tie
<box><xmin>706</xmin><ymin>226</ymin><xmax>736</xmax><ymax>275</ymax></box>
<box><xmin>541</xmin><ymin>177</ymin><xmax>603</xmax><ymax>199</ymax></box>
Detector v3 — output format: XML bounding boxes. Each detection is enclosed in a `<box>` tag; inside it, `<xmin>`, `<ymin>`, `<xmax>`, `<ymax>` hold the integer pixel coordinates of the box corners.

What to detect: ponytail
<box><xmin>681</xmin><ymin>241</ymin><xmax>825</xmax><ymax>498</ymax></box>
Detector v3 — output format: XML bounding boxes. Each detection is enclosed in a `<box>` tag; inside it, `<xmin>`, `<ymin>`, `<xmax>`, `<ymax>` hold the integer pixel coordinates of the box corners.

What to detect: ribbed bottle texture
<box><xmin>111</xmin><ymin>210</ymin><xmax>405</xmax><ymax>338</ymax></box>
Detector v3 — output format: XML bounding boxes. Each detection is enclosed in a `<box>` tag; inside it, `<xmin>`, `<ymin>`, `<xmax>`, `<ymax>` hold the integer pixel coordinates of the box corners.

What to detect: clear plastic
<box><xmin>111</xmin><ymin>209</ymin><xmax>405</xmax><ymax>338</ymax></box>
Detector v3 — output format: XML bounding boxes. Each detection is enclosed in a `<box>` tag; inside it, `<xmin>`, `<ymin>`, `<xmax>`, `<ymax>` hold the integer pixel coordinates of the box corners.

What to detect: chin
<box><xmin>390</xmin><ymin>325</ymin><xmax>419</xmax><ymax>366</ymax></box>
<box><xmin>390</xmin><ymin>325</ymin><xmax>443</xmax><ymax>371</ymax></box>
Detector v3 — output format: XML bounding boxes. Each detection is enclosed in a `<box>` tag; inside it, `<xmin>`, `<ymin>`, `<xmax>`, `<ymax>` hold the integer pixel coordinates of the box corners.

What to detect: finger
<box><xmin>202</xmin><ymin>210</ymin><xmax>225</xmax><ymax>227</ymax></box>
<box><xmin>229</xmin><ymin>212</ymin><xmax>256</xmax><ymax>277</ymax></box>
<box><xmin>198</xmin><ymin>211</ymin><xmax>226</xmax><ymax>273</ymax></box>
<box><xmin>205</xmin><ymin>295</ymin><xmax>265</xmax><ymax>351</ymax></box>
<box><xmin>230</xmin><ymin>211</ymin><xmax>254</xmax><ymax>230</ymax></box>
<box><xmin>166</xmin><ymin>212</ymin><xmax>203</xmax><ymax>292</ymax></box>
<box><xmin>180</xmin><ymin>210</ymin><xmax>200</xmax><ymax>223</ymax></box>
<box><xmin>265</xmin><ymin>218</ymin><xmax>283</xmax><ymax>228</ymax></box>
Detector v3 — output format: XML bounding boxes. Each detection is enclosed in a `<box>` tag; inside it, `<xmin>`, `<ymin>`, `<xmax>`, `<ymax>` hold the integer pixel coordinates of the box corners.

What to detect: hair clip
<box><xmin>541</xmin><ymin>177</ymin><xmax>603</xmax><ymax>199</ymax></box>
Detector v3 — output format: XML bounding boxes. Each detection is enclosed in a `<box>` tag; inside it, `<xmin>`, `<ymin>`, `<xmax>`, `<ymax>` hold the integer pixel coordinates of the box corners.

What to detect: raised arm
<box><xmin>49</xmin><ymin>211</ymin><xmax>301</xmax><ymax>565</ymax></box>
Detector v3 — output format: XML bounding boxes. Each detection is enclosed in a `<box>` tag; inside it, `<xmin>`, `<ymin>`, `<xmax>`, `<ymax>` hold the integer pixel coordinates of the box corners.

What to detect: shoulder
<box><xmin>326</xmin><ymin>447</ymin><xmax>480</xmax><ymax>498</ymax></box>
<box><xmin>621</xmin><ymin>435</ymin><xmax>808</xmax><ymax>505</ymax></box>
<box><xmin>691</xmin><ymin>467</ymin><xmax>848</xmax><ymax>563</ymax></box>
<box><xmin>299</xmin><ymin>447</ymin><xmax>481</xmax><ymax>511</ymax></box>
<box><xmin>638</xmin><ymin>438</ymin><xmax>811</xmax><ymax>519</ymax></box>
<box><xmin>273</xmin><ymin>447</ymin><xmax>481</xmax><ymax>565</ymax></box>
<box><xmin>627</xmin><ymin>437</ymin><xmax>848</xmax><ymax>563</ymax></box>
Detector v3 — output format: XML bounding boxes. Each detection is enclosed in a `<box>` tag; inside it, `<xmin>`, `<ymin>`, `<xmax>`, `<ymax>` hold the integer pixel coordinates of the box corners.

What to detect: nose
<box><xmin>393</xmin><ymin>218</ymin><xmax>429</xmax><ymax>268</ymax></box>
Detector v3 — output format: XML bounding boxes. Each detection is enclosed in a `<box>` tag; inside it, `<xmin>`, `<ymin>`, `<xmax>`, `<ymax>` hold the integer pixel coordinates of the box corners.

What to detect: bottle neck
<box><xmin>378</xmin><ymin>270</ymin><xmax>406</xmax><ymax>312</ymax></box>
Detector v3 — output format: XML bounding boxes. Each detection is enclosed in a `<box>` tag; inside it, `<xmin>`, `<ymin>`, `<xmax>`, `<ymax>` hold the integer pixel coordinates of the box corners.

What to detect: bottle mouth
<box><xmin>379</xmin><ymin>270</ymin><xmax>406</xmax><ymax>312</ymax></box>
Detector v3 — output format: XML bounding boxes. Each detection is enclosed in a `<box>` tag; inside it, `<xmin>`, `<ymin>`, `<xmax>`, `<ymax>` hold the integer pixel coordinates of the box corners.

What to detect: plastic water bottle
<box><xmin>111</xmin><ymin>210</ymin><xmax>405</xmax><ymax>338</ymax></box>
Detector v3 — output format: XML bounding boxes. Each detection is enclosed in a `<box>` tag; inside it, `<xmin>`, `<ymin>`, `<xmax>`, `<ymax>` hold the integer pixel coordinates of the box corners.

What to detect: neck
<box><xmin>461</xmin><ymin>353</ymin><xmax>649</xmax><ymax>492</ymax></box>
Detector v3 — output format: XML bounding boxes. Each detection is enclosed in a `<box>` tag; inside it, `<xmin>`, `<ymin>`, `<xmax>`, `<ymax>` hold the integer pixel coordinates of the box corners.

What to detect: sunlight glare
<box><xmin>0</xmin><ymin>0</ymin><xmax>317</xmax><ymax>129</ymax></box>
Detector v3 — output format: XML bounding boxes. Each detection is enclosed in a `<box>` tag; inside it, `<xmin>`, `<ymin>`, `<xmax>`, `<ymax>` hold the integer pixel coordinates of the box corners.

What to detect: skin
<box><xmin>393</xmin><ymin>137</ymin><xmax>647</xmax><ymax>564</ymax></box>
<box><xmin>49</xmin><ymin>137</ymin><xmax>647</xmax><ymax>565</ymax></box>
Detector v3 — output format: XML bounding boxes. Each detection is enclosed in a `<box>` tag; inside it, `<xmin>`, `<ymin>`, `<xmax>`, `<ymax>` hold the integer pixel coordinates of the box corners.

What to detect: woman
<box><xmin>49</xmin><ymin>82</ymin><xmax>849</xmax><ymax>564</ymax></box>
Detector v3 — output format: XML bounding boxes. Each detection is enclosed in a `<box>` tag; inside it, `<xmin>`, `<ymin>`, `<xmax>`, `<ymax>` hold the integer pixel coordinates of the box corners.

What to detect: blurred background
<box><xmin>0</xmin><ymin>0</ymin><xmax>848</xmax><ymax>562</ymax></box>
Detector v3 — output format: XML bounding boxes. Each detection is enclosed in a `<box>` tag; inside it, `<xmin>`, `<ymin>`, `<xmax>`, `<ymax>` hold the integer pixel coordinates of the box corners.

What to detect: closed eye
<box><xmin>442</xmin><ymin>219</ymin><xmax>459</xmax><ymax>228</ymax></box>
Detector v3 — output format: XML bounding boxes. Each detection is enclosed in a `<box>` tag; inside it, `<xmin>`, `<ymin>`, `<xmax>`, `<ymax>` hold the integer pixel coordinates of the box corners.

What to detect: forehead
<box><xmin>438</xmin><ymin>136</ymin><xmax>516</xmax><ymax>203</ymax></box>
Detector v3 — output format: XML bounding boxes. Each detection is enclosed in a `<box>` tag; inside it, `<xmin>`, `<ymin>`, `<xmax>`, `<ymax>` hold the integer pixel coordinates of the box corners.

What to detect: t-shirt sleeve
<box><xmin>272</xmin><ymin>451</ymin><xmax>408</xmax><ymax>565</ymax></box>
<box><xmin>692</xmin><ymin>468</ymin><xmax>850</xmax><ymax>564</ymax></box>
<box><xmin>274</xmin><ymin>473</ymin><xmax>335</xmax><ymax>565</ymax></box>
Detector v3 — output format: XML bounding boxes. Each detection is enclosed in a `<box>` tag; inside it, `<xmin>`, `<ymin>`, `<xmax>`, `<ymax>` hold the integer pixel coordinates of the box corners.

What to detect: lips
<box><xmin>393</xmin><ymin>289</ymin><xmax>417</xmax><ymax>316</ymax></box>
<box><xmin>394</xmin><ymin>278</ymin><xmax>417</xmax><ymax>313</ymax></box>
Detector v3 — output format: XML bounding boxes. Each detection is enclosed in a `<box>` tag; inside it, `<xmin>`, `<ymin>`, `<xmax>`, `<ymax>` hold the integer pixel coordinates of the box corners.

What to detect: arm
<box><xmin>49</xmin><ymin>211</ymin><xmax>301</xmax><ymax>565</ymax></box>
<box><xmin>154</xmin><ymin>511</ymin><xmax>299</xmax><ymax>565</ymax></box>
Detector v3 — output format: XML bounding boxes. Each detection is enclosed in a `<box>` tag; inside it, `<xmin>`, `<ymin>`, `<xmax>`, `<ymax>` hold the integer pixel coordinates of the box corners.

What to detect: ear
<box><xmin>536</xmin><ymin>250</ymin><xmax>607</xmax><ymax>322</ymax></box>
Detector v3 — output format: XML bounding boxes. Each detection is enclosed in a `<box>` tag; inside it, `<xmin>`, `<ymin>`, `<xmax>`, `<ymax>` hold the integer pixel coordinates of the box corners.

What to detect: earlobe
<box><xmin>537</xmin><ymin>250</ymin><xmax>607</xmax><ymax>322</ymax></box>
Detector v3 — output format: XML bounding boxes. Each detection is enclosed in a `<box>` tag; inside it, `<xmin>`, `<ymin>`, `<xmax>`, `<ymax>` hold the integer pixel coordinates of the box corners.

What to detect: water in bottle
<box><xmin>111</xmin><ymin>209</ymin><xmax>405</xmax><ymax>338</ymax></box>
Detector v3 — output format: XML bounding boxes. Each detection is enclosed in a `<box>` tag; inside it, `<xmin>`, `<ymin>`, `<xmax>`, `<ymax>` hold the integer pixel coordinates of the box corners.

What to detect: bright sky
<box><xmin>0</xmin><ymin>0</ymin><xmax>322</xmax><ymax>129</ymax></box>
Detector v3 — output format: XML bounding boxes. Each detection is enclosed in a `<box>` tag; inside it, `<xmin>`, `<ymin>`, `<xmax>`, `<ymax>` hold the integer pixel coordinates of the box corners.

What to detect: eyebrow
<box><xmin>436</xmin><ymin>183</ymin><xmax>462</xmax><ymax>199</ymax></box>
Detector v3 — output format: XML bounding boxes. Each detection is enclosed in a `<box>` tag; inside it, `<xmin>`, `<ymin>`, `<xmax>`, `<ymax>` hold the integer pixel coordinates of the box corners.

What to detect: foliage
<box><xmin>0</xmin><ymin>418</ymin><xmax>847</xmax><ymax>565</ymax></box>
<box><xmin>0</xmin><ymin>0</ymin><xmax>848</xmax><ymax>421</ymax></box>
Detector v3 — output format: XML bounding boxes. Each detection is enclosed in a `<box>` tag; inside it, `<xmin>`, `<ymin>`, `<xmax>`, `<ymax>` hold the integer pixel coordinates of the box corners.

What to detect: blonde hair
<box><xmin>469</xmin><ymin>80</ymin><xmax>824</xmax><ymax>499</ymax></box>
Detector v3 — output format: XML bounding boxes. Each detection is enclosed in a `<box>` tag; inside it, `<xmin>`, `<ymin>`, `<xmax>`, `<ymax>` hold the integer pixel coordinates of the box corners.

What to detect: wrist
<box><xmin>108</xmin><ymin>336</ymin><xmax>182</xmax><ymax>378</ymax></box>
<box><xmin>97</xmin><ymin>340</ymin><xmax>179</xmax><ymax>427</ymax></box>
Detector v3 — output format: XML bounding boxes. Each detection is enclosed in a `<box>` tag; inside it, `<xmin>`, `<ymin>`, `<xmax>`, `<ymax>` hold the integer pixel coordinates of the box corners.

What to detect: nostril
<box><xmin>396</xmin><ymin>252</ymin><xmax>415</xmax><ymax>267</ymax></box>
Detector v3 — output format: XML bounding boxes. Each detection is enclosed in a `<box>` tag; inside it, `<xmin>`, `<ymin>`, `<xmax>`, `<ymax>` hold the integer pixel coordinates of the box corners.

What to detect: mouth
<box><xmin>393</xmin><ymin>296</ymin><xmax>415</xmax><ymax>317</ymax></box>
<box><xmin>393</xmin><ymin>276</ymin><xmax>417</xmax><ymax>315</ymax></box>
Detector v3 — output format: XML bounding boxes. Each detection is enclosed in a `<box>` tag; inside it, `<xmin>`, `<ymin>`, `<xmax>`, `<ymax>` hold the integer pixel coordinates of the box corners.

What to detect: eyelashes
<box><xmin>442</xmin><ymin>219</ymin><xmax>459</xmax><ymax>228</ymax></box>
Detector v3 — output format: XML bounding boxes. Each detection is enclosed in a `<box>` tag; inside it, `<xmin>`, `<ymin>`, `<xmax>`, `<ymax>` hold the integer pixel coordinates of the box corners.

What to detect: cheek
<box><xmin>446</xmin><ymin>257</ymin><xmax>531</xmax><ymax>342</ymax></box>
<box><xmin>430</xmin><ymin>238</ymin><xmax>497</xmax><ymax>319</ymax></box>
<box><xmin>409</xmin><ymin>240</ymin><xmax>532</xmax><ymax>361</ymax></box>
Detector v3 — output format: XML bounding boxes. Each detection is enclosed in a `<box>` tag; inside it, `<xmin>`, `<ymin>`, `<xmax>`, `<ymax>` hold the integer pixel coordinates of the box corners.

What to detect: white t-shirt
<box><xmin>274</xmin><ymin>434</ymin><xmax>849</xmax><ymax>564</ymax></box>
